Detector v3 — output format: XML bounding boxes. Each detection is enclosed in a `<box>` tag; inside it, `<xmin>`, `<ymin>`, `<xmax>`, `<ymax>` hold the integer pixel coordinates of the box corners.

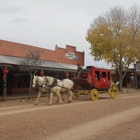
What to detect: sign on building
<box><xmin>65</xmin><ymin>52</ymin><xmax>78</xmax><ymax>60</ymax></box>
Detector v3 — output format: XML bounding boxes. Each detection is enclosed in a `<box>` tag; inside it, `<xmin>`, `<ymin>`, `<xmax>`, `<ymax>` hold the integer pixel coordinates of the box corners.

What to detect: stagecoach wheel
<box><xmin>91</xmin><ymin>89</ymin><xmax>99</xmax><ymax>101</ymax></box>
<box><xmin>110</xmin><ymin>83</ymin><xmax>119</xmax><ymax>99</ymax></box>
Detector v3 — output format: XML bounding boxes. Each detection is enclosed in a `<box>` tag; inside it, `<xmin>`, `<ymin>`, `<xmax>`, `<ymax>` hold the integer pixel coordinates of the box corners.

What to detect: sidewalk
<box><xmin>0</xmin><ymin>87</ymin><xmax>139</xmax><ymax>101</ymax></box>
<box><xmin>121</xmin><ymin>87</ymin><xmax>140</xmax><ymax>94</ymax></box>
<box><xmin>0</xmin><ymin>94</ymin><xmax>38</xmax><ymax>101</ymax></box>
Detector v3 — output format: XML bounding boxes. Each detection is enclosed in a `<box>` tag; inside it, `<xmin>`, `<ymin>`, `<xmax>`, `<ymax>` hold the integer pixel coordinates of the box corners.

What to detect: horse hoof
<box><xmin>68</xmin><ymin>100</ymin><xmax>71</xmax><ymax>103</ymax></box>
<box><xmin>34</xmin><ymin>103</ymin><xmax>38</xmax><ymax>105</ymax></box>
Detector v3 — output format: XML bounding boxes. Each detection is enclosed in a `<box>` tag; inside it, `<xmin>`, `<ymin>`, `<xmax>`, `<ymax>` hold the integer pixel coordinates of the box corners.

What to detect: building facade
<box><xmin>0</xmin><ymin>40</ymin><xmax>84</xmax><ymax>65</ymax></box>
<box><xmin>0</xmin><ymin>39</ymin><xmax>85</xmax><ymax>97</ymax></box>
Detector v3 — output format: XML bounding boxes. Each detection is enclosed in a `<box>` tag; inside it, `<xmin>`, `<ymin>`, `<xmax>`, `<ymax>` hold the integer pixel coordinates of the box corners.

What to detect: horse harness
<box><xmin>45</xmin><ymin>77</ymin><xmax>69</xmax><ymax>92</ymax></box>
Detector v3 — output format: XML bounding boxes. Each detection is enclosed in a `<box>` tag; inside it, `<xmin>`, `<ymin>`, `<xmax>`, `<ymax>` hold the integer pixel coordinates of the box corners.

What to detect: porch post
<box><xmin>3</xmin><ymin>68</ymin><xmax>9</xmax><ymax>100</ymax></box>
<box><xmin>66</xmin><ymin>71</ymin><xmax>69</xmax><ymax>78</ymax></box>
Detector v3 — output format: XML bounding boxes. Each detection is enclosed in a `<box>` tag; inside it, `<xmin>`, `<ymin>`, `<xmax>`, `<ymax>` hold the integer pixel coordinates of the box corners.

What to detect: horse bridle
<box><xmin>34</xmin><ymin>76</ymin><xmax>46</xmax><ymax>88</ymax></box>
<box><xmin>35</xmin><ymin>76</ymin><xmax>43</xmax><ymax>87</ymax></box>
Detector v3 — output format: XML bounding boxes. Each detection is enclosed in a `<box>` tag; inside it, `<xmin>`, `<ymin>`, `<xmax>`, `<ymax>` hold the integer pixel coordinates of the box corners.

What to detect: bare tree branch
<box><xmin>19</xmin><ymin>50</ymin><xmax>44</xmax><ymax>99</ymax></box>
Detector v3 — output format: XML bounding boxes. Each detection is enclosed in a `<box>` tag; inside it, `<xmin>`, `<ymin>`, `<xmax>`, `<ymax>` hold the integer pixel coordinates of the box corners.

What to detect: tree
<box><xmin>86</xmin><ymin>5</ymin><xmax>140</xmax><ymax>91</ymax></box>
<box><xmin>19</xmin><ymin>50</ymin><xmax>44</xmax><ymax>99</ymax></box>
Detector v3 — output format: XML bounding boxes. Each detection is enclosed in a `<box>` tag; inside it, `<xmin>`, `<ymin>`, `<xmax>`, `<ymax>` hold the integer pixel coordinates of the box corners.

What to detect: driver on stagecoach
<box><xmin>77</xmin><ymin>63</ymin><xmax>83</xmax><ymax>77</ymax></box>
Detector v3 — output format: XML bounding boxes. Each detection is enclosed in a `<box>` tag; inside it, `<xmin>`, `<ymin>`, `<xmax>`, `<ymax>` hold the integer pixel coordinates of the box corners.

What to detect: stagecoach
<box><xmin>71</xmin><ymin>66</ymin><xmax>119</xmax><ymax>101</ymax></box>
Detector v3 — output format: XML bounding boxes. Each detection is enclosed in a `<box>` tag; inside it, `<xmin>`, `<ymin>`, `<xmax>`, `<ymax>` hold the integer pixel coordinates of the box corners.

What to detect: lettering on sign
<box><xmin>65</xmin><ymin>52</ymin><xmax>78</xmax><ymax>60</ymax></box>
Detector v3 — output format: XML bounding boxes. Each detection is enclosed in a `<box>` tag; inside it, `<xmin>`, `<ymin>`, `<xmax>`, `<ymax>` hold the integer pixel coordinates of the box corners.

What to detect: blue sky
<box><xmin>0</xmin><ymin>0</ymin><xmax>140</xmax><ymax>68</ymax></box>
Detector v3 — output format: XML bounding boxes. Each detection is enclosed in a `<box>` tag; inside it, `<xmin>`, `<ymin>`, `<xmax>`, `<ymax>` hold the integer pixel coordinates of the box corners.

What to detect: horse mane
<box><xmin>44</xmin><ymin>76</ymin><xmax>57</xmax><ymax>86</ymax></box>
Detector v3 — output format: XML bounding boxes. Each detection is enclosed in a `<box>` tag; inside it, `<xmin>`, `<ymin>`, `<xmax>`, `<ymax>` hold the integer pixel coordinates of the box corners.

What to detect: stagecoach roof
<box><xmin>0</xmin><ymin>55</ymin><xmax>78</xmax><ymax>71</ymax></box>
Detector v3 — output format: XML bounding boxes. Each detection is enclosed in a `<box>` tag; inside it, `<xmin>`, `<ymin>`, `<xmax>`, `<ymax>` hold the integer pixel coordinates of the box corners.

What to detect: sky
<box><xmin>0</xmin><ymin>0</ymin><xmax>140</xmax><ymax>68</ymax></box>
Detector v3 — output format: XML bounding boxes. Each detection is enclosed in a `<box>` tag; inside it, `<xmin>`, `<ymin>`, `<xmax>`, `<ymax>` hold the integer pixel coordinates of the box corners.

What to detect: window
<box><xmin>108</xmin><ymin>72</ymin><xmax>110</xmax><ymax>80</ymax></box>
<box><xmin>23</xmin><ymin>75</ymin><xmax>30</xmax><ymax>88</ymax></box>
<box><xmin>95</xmin><ymin>71</ymin><xmax>100</xmax><ymax>80</ymax></box>
<box><xmin>13</xmin><ymin>74</ymin><xmax>22</xmax><ymax>88</ymax></box>
<box><xmin>102</xmin><ymin>72</ymin><xmax>106</xmax><ymax>77</ymax></box>
<box><xmin>13</xmin><ymin>74</ymin><xmax>30</xmax><ymax>88</ymax></box>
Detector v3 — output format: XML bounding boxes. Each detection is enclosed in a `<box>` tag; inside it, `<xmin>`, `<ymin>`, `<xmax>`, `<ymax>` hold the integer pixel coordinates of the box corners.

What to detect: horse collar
<box><xmin>51</xmin><ymin>78</ymin><xmax>57</xmax><ymax>87</ymax></box>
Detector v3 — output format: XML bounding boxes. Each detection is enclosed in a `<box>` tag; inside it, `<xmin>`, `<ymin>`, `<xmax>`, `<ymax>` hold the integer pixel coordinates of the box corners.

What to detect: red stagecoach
<box><xmin>71</xmin><ymin>66</ymin><xmax>119</xmax><ymax>101</ymax></box>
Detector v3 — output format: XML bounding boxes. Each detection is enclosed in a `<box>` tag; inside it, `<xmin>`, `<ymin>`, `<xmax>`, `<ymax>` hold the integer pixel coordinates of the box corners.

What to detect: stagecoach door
<box><xmin>100</xmin><ymin>71</ymin><xmax>110</xmax><ymax>89</ymax></box>
<box><xmin>91</xmin><ymin>67</ymin><xmax>111</xmax><ymax>89</ymax></box>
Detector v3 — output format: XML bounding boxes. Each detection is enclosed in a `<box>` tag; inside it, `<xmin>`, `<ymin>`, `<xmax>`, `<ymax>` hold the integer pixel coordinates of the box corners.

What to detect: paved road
<box><xmin>0</xmin><ymin>92</ymin><xmax>140</xmax><ymax>140</ymax></box>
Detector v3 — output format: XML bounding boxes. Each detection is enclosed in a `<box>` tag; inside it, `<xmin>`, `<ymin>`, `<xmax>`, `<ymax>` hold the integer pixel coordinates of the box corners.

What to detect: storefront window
<box><xmin>13</xmin><ymin>74</ymin><xmax>22</xmax><ymax>88</ymax></box>
<box><xmin>23</xmin><ymin>75</ymin><xmax>30</xmax><ymax>88</ymax></box>
<box><xmin>13</xmin><ymin>74</ymin><xmax>30</xmax><ymax>88</ymax></box>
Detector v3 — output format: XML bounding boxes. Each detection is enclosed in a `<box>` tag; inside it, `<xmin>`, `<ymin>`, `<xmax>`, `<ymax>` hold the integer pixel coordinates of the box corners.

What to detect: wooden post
<box><xmin>3</xmin><ymin>68</ymin><xmax>9</xmax><ymax>100</ymax></box>
<box><xmin>66</xmin><ymin>71</ymin><xmax>69</xmax><ymax>78</ymax></box>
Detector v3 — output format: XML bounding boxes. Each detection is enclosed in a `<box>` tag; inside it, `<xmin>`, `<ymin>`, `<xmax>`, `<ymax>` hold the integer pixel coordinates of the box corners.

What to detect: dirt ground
<box><xmin>0</xmin><ymin>88</ymin><xmax>140</xmax><ymax>140</ymax></box>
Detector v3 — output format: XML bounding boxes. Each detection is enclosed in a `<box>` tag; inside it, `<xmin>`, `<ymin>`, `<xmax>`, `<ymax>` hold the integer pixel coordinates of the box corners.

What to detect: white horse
<box><xmin>43</xmin><ymin>76</ymin><xmax>76</xmax><ymax>105</ymax></box>
<box><xmin>32</xmin><ymin>76</ymin><xmax>51</xmax><ymax>105</ymax></box>
<box><xmin>32</xmin><ymin>75</ymin><xmax>67</xmax><ymax>105</ymax></box>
